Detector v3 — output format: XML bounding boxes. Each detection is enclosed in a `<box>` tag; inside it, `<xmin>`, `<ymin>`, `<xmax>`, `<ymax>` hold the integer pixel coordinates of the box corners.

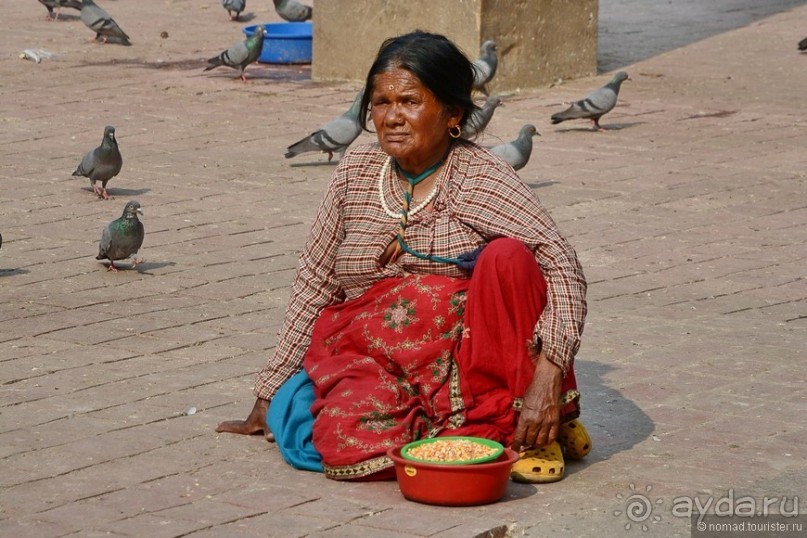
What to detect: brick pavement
<box><xmin>1</xmin><ymin>1</ymin><xmax>805</xmax><ymax>537</ymax></box>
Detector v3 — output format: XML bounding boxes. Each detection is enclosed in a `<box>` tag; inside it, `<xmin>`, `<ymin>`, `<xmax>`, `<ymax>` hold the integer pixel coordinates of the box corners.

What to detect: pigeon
<box><xmin>461</xmin><ymin>94</ymin><xmax>504</xmax><ymax>139</ymax></box>
<box><xmin>96</xmin><ymin>200</ymin><xmax>144</xmax><ymax>272</ymax></box>
<box><xmin>550</xmin><ymin>71</ymin><xmax>630</xmax><ymax>131</ymax></box>
<box><xmin>222</xmin><ymin>0</ymin><xmax>245</xmax><ymax>21</ymax></box>
<box><xmin>799</xmin><ymin>37</ymin><xmax>807</xmax><ymax>51</ymax></box>
<box><xmin>72</xmin><ymin>125</ymin><xmax>123</xmax><ymax>200</ymax></box>
<box><xmin>80</xmin><ymin>0</ymin><xmax>131</xmax><ymax>45</ymax></box>
<box><xmin>285</xmin><ymin>90</ymin><xmax>365</xmax><ymax>161</ymax></box>
<box><xmin>205</xmin><ymin>25</ymin><xmax>265</xmax><ymax>83</ymax></box>
<box><xmin>472</xmin><ymin>40</ymin><xmax>498</xmax><ymax>95</ymax></box>
<box><xmin>489</xmin><ymin>124</ymin><xmax>540</xmax><ymax>171</ymax></box>
<box><xmin>273</xmin><ymin>0</ymin><xmax>312</xmax><ymax>22</ymax></box>
<box><xmin>38</xmin><ymin>0</ymin><xmax>82</xmax><ymax>21</ymax></box>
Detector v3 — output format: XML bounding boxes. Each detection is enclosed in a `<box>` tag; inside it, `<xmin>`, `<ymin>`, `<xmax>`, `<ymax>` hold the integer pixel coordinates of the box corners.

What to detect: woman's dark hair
<box><xmin>359</xmin><ymin>30</ymin><xmax>479</xmax><ymax>132</ymax></box>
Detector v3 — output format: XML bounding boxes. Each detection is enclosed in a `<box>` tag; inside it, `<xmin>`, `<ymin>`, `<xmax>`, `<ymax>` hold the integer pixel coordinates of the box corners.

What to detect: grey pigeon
<box><xmin>205</xmin><ymin>25</ymin><xmax>265</xmax><ymax>83</ymax></box>
<box><xmin>799</xmin><ymin>37</ymin><xmax>807</xmax><ymax>51</ymax></box>
<box><xmin>72</xmin><ymin>125</ymin><xmax>123</xmax><ymax>200</ymax></box>
<box><xmin>461</xmin><ymin>94</ymin><xmax>503</xmax><ymax>139</ymax></box>
<box><xmin>273</xmin><ymin>0</ymin><xmax>312</xmax><ymax>22</ymax></box>
<box><xmin>80</xmin><ymin>0</ymin><xmax>131</xmax><ymax>45</ymax></box>
<box><xmin>285</xmin><ymin>90</ymin><xmax>365</xmax><ymax>161</ymax></box>
<box><xmin>38</xmin><ymin>0</ymin><xmax>82</xmax><ymax>21</ymax></box>
<box><xmin>551</xmin><ymin>71</ymin><xmax>630</xmax><ymax>131</ymax></box>
<box><xmin>96</xmin><ymin>200</ymin><xmax>144</xmax><ymax>272</ymax></box>
<box><xmin>472</xmin><ymin>40</ymin><xmax>498</xmax><ymax>95</ymax></box>
<box><xmin>222</xmin><ymin>0</ymin><xmax>245</xmax><ymax>21</ymax></box>
<box><xmin>489</xmin><ymin>124</ymin><xmax>540</xmax><ymax>171</ymax></box>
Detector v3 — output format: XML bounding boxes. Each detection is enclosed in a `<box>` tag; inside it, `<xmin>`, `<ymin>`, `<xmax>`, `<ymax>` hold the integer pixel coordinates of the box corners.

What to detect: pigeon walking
<box><xmin>273</xmin><ymin>0</ymin><xmax>312</xmax><ymax>22</ymax></box>
<box><xmin>96</xmin><ymin>200</ymin><xmax>144</xmax><ymax>272</ymax></box>
<box><xmin>72</xmin><ymin>125</ymin><xmax>123</xmax><ymax>200</ymax></box>
<box><xmin>222</xmin><ymin>0</ymin><xmax>245</xmax><ymax>21</ymax></box>
<box><xmin>204</xmin><ymin>25</ymin><xmax>265</xmax><ymax>83</ymax></box>
<box><xmin>80</xmin><ymin>0</ymin><xmax>131</xmax><ymax>45</ymax></box>
<box><xmin>38</xmin><ymin>0</ymin><xmax>82</xmax><ymax>21</ymax></box>
<box><xmin>461</xmin><ymin>94</ymin><xmax>504</xmax><ymax>139</ymax></box>
<box><xmin>799</xmin><ymin>37</ymin><xmax>807</xmax><ymax>51</ymax></box>
<box><xmin>489</xmin><ymin>124</ymin><xmax>540</xmax><ymax>171</ymax></box>
<box><xmin>472</xmin><ymin>40</ymin><xmax>498</xmax><ymax>95</ymax></box>
<box><xmin>285</xmin><ymin>90</ymin><xmax>365</xmax><ymax>161</ymax></box>
<box><xmin>550</xmin><ymin>71</ymin><xmax>630</xmax><ymax>131</ymax></box>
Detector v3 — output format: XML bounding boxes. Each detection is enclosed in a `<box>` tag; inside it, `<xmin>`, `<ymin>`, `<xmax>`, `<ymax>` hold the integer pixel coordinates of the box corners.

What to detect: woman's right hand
<box><xmin>215</xmin><ymin>397</ymin><xmax>275</xmax><ymax>442</ymax></box>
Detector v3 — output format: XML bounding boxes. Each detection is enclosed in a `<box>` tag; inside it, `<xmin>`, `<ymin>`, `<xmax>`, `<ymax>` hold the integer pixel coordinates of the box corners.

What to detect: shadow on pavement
<box><xmin>0</xmin><ymin>268</ymin><xmax>30</xmax><ymax>277</ymax></box>
<box><xmin>573</xmin><ymin>359</ymin><xmax>655</xmax><ymax>465</ymax></box>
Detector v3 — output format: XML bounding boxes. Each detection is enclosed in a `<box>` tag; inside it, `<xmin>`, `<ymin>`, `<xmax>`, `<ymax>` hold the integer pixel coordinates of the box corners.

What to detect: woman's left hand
<box><xmin>511</xmin><ymin>352</ymin><xmax>562</xmax><ymax>452</ymax></box>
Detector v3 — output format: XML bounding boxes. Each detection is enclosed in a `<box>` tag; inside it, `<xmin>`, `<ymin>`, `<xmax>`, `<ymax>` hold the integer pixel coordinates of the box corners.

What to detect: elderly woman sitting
<box><xmin>217</xmin><ymin>30</ymin><xmax>591</xmax><ymax>484</ymax></box>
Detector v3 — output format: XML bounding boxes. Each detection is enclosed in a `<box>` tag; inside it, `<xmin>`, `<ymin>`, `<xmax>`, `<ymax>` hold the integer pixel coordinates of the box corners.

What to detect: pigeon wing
<box><xmin>285</xmin><ymin>116</ymin><xmax>359</xmax><ymax>157</ymax></box>
<box><xmin>489</xmin><ymin>143</ymin><xmax>522</xmax><ymax>168</ymax></box>
<box><xmin>551</xmin><ymin>90</ymin><xmax>615</xmax><ymax>123</ymax></box>
<box><xmin>72</xmin><ymin>148</ymin><xmax>97</xmax><ymax>178</ymax></box>
<box><xmin>206</xmin><ymin>40</ymin><xmax>250</xmax><ymax>70</ymax></box>
<box><xmin>81</xmin><ymin>3</ymin><xmax>130</xmax><ymax>42</ymax></box>
<box><xmin>96</xmin><ymin>222</ymin><xmax>113</xmax><ymax>260</ymax></box>
<box><xmin>472</xmin><ymin>60</ymin><xmax>494</xmax><ymax>88</ymax></box>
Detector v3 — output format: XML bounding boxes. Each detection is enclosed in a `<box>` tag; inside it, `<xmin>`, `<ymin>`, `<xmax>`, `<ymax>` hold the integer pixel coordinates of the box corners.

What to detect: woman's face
<box><xmin>370</xmin><ymin>67</ymin><xmax>461</xmax><ymax>173</ymax></box>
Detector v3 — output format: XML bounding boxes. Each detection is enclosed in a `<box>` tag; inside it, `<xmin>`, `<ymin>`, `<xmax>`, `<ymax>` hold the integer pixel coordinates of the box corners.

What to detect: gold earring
<box><xmin>449</xmin><ymin>125</ymin><xmax>462</xmax><ymax>139</ymax></box>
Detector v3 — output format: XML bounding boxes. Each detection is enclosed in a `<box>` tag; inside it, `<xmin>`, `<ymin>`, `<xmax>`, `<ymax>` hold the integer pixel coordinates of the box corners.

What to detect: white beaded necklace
<box><xmin>377</xmin><ymin>156</ymin><xmax>441</xmax><ymax>219</ymax></box>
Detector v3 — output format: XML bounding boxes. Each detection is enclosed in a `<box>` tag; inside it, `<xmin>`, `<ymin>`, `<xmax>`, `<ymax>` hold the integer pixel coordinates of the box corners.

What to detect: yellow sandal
<box><xmin>510</xmin><ymin>441</ymin><xmax>565</xmax><ymax>483</ymax></box>
<box><xmin>557</xmin><ymin>419</ymin><xmax>592</xmax><ymax>460</ymax></box>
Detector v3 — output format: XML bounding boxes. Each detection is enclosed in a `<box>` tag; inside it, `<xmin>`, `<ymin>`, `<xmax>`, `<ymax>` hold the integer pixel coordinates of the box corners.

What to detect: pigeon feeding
<box><xmin>96</xmin><ymin>200</ymin><xmax>144</xmax><ymax>272</ymax></box>
<box><xmin>462</xmin><ymin>94</ymin><xmax>504</xmax><ymax>139</ymax></box>
<box><xmin>285</xmin><ymin>90</ymin><xmax>365</xmax><ymax>162</ymax></box>
<box><xmin>489</xmin><ymin>124</ymin><xmax>540</xmax><ymax>171</ymax></box>
<box><xmin>205</xmin><ymin>25</ymin><xmax>265</xmax><ymax>83</ymax></box>
<box><xmin>80</xmin><ymin>0</ymin><xmax>131</xmax><ymax>45</ymax></box>
<box><xmin>222</xmin><ymin>0</ymin><xmax>245</xmax><ymax>21</ymax></box>
<box><xmin>273</xmin><ymin>0</ymin><xmax>312</xmax><ymax>22</ymax></box>
<box><xmin>38</xmin><ymin>0</ymin><xmax>82</xmax><ymax>21</ymax></box>
<box><xmin>472</xmin><ymin>40</ymin><xmax>498</xmax><ymax>95</ymax></box>
<box><xmin>551</xmin><ymin>71</ymin><xmax>630</xmax><ymax>131</ymax></box>
<box><xmin>72</xmin><ymin>125</ymin><xmax>123</xmax><ymax>200</ymax></box>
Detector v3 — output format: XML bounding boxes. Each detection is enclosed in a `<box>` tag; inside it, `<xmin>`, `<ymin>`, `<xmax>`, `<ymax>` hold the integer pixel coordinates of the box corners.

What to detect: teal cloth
<box><xmin>266</xmin><ymin>370</ymin><xmax>323</xmax><ymax>472</ymax></box>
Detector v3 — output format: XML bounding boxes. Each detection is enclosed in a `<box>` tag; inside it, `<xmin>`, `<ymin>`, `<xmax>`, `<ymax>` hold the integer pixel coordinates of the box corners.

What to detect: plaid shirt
<box><xmin>254</xmin><ymin>141</ymin><xmax>587</xmax><ymax>400</ymax></box>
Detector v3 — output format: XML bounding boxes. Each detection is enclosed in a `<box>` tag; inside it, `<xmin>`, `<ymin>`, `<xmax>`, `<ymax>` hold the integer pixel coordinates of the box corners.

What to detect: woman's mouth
<box><xmin>384</xmin><ymin>132</ymin><xmax>408</xmax><ymax>143</ymax></box>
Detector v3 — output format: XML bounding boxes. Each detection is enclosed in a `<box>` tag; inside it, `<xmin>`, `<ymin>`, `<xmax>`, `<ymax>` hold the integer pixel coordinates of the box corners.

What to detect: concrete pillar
<box><xmin>312</xmin><ymin>0</ymin><xmax>598</xmax><ymax>93</ymax></box>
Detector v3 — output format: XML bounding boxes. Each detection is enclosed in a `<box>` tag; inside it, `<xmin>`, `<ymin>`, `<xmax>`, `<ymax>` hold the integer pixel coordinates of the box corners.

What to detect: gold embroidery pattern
<box><xmin>448</xmin><ymin>357</ymin><xmax>465</xmax><ymax>413</ymax></box>
<box><xmin>323</xmin><ymin>455</ymin><xmax>395</xmax><ymax>480</ymax></box>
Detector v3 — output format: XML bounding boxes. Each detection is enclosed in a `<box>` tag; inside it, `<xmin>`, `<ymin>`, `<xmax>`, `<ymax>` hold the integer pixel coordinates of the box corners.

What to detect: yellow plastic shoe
<box><xmin>510</xmin><ymin>441</ymin><xmax>565</xmax><ymax>483</ymax></box>
<box><xmin>557</xmin><ymin>419</ymin><xmax>592</xmax><ymax>460</ymax></box>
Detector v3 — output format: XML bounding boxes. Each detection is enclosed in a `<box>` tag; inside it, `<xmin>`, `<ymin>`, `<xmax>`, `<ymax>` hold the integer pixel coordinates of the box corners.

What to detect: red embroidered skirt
<box><xmin>303</xmin><ymin>239</ymin><xmax>580</xmax><ymax>480</ymax></box>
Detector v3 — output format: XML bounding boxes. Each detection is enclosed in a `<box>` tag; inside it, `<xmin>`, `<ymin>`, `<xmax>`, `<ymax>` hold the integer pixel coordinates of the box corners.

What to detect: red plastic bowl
<box><xmin>387</xmin><ymin>446</ymin><xmax>519</xmax><ymax>506</ymax></box>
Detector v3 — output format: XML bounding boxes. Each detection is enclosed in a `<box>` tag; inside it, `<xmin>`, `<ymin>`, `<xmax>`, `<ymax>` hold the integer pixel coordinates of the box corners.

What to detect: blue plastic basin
<box><xmin>243</xmin><ymin>22</ymin><xmax>312</xmax><ymax>64</ymax></box>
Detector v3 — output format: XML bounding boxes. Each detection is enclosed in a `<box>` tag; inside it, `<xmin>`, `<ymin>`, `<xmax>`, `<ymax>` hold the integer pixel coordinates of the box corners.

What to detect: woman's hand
<box><xmin>215</xmin><ymin>397</ymin><xmax>275</xmax><ymax>443</ymax></box>
<box><xmin>511</xmin><ymin>353</ymin><xmax>562</xmax><ymax>452</ymax></box>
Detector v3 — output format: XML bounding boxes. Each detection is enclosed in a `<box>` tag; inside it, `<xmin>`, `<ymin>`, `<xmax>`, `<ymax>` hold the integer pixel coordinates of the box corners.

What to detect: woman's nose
<box><xmin>385</xmin><ymin>103</ymin><xmax>404</xmax><ymax>124</ymax></box>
